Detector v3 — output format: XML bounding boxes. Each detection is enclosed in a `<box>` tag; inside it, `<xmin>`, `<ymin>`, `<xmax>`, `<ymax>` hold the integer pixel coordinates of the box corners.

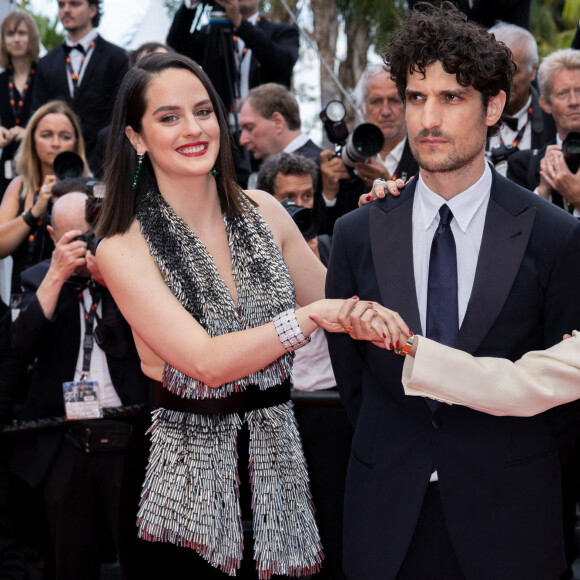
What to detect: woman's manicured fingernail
<box><xmin>351</xmin><ymin>295</ymin><xmax>358</xmax><ymax>299</ymax></box>
<box><xmin>365</xmin><ymin>194</ymin><xmax>372</xmax><ymax>201</ymax></box>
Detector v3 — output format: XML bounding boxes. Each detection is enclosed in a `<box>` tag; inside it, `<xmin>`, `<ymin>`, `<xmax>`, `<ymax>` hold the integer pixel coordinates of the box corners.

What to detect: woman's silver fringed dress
<box><xmin>135</xmin><ymin>188</ymin><xmax>323</xmax><ymax>578</ymax></box>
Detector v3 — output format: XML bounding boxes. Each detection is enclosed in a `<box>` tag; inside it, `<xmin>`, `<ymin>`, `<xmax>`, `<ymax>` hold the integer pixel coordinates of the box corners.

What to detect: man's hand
<box><xmin>36</xmin><ymin>230</ymin><xmax>87</xmax><ymax>320</ymax></box>
<box><xmin>213</xmin><ymin>0</ymin><xmax>243</xmax><ymax>27</ymax></box>
<box><xmin>539</xmin><ymin>145</ymin><xmax>580</xmax><ymax>208</ymax></box>
<box><xmin>48</xmin><ymin>230</ymin><xmax>88</xmax><ymax>284</ymax></box>
<box><xmin>320</xmin><ymin>149</ymin><xmax>350</xmax><ymax>202</ymax></box>
<box><xmin>355</xmin><ymin>158</ymin><xmax>389</xmax><ymax>190</ymax></box>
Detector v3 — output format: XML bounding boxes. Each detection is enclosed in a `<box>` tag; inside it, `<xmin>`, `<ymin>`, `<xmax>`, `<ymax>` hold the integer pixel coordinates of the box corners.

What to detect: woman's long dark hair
<box><xmin>97</xmin><ymin>52</ymin><xmax>246</xmax><ymax>237</ymax></box>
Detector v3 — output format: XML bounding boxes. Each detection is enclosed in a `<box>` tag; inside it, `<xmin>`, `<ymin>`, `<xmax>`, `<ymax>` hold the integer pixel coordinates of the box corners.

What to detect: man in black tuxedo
<box><xmin>167</xmin><ymin>0</ymin><xmax>299</xmax><ymax>186</ymax></box>
<box><xmin>31</xmin><ymin>0</ymin><xmax>128</xmax><ymax>174</ymax></box>
<box><xmin>167</xmin><ymin>0</ymin><xmax>298</xmax><ymax>113</ymax></box>
<box><xmin>486</xmin><ymin>22</ymin><xmax>556</xmax><ymax>175</ymax></box>
<box><xmin>319</xmin><ymin>64</ymin><xmax>419</xmax><ymax>234</ymax></box>
<box><xmin>9</xmin><ymin>192</ymin><xmax>150</xmax><ymax>579</ymax></box>
<box><xmin>326</xmin><ymin>4</ymin><xmax>580</xmax><ymax>579</ymax></box>
<box><xmin>507</xmin><ymin>48</ymin><xmax>580</xmax><ymax>217</ymax></box>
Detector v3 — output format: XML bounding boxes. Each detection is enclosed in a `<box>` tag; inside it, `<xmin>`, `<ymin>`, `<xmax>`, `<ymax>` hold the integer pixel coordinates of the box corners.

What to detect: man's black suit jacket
<box><xmin>166</xmin><ymin>5</ymin><xmax>299</xmax><ymax>111</ymax></box>
<box><xmin>9</xmin><ymin>261</ymin><xmax>150</xmax><ymax>488</ymax></box>
<box><xmin>31</xmin><ymin>35</ymin><xmax>129</xmax><ymax>172</ymax></box>
<box><xmin>326</xmin><ymin>168</ymin><xmax>580</xmax><ymax>580</ymax></box>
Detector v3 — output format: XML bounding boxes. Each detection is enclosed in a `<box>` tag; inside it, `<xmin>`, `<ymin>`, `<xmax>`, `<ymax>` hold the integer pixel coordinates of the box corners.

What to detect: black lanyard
<box><xmin>7</xmin><ymin>67</ymin><xmax>34</xmax><ymax>126</ymax></box>
<box><xmin>65</xmin><ymin>41</ymin><xmax>94</xmax><ymax>97</ymax></box>
<box><xmin>78</xmin><ymin>283</ymin><xmax>101</xmax><ymax>382</ymax></box>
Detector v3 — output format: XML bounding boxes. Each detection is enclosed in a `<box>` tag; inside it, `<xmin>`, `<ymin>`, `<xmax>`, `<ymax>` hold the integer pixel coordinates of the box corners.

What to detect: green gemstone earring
<box><xmin>211</xmin><ymin>165</ymin><xmax>219</xmax><ymax>177</ymax></box>
<box><xmin>131</xmin><ymin>152</ymin><xmax>144</xmax><ymax>190</ymax></box>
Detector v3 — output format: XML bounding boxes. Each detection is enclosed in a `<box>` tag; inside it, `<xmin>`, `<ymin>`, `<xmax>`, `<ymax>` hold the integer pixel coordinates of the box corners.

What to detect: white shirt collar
<box><xmin>416</xmin><ymin>161</ymin><xmax>492</xmax><ymax>234</ymax></box>
<box><xmin>284</xmin><ymin>133</ymin><xmax>310</xmax><ymax>153</ymax></box>
<box><xmin>246</xmin><ymin>11</ymin><xmax>260</xmax><ymax>25</ymax></box>
<box><xmin>505</xmin><ymin>94</ymin><xmax>532</xmax><ymax>128</ymax></box>
<box><xmin>66</xmin><ymin>28</ymin><xmax>98</xmax><ymax>50</ymax></box>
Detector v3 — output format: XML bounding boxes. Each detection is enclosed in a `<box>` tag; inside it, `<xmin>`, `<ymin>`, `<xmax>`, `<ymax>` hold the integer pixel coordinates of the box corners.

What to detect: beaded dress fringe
<box><xmin>137</xmin><ymin>189</ymin><xmax>323</xmax><ymax>576</ymax></box>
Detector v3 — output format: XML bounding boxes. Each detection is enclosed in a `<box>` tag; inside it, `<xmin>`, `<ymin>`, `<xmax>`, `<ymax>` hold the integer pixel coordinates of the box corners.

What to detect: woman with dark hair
<box><xmin>96</xmin><ymin>52</ymin><xmax>400</xmax><ymax>578</ymax></box>
<box><xmin>0</xmin><ymin>11</ymin><xmax>40</xmax><ymax>197</ymax></box>
<box><xmin>0</xmin><ymin>100</ymin><xmax>90</xmax><ymax>295</ymax></box>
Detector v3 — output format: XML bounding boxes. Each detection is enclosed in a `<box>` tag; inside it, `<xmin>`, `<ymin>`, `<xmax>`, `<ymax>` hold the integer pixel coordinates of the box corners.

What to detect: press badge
<box><xmin>63</xmin><ymin>381</ymin><xmax>102</xmax><ymax>420</ymax></box>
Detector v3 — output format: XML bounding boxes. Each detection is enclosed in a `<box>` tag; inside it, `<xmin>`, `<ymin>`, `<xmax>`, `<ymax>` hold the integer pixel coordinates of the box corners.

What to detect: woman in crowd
<box><xmin>0</xmin><ymin>100</ymin><xmax>89</xmax><ymax>295</ymax></box>
<box><xmin>0</xmin><ymin>11</ymin><xmax>40</xmax><ymax>198</ymax></box>
<box><xmin>95</xmin><ymin>52</ymin><xmax>398</xmax><ymax>578</ymax></box>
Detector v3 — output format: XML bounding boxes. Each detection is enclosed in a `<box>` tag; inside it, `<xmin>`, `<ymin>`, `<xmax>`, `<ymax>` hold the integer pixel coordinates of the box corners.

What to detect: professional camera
<box><xmin>53</xmin><ymin>151</ymin><xmax>85</xmax><ymax>181</ymax></box>
<box><xmin>320</xmin><ymin>100</ymin><xmax>385</xmax><ymax>168</ymax></box>
<box><xmin>562</xmin><ymin>131</ymin><xmax>580</xmax><ymax>174</ymax></box>
<box><xmin>282</xmin><ymin>200</ymin><xmax>318</xmax><ymax>241</ymax></box>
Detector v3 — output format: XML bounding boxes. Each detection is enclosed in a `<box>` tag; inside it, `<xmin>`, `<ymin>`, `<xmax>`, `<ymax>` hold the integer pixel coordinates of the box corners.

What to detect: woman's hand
<box><xmin>7</xmin><ymin>125</ymin><xmax>25</xmax><ymax>143</ymax></box>
<box><xmin>358</xmin><ymin>176</ymin><xmax>413</xmax><ymax>207</ymax></box>
<box><xmin>0</xmin><ymin>127</ymin><xmax>9</xmax><ymax>148</ymax></box>
<box><xmin>309</xmin><ymin>297</ymin><xmax>412</xmax><ymax>350</ymax></box>
<box><xmin>32</xmin><ymin>175</ymin><xmax>57</xmax><ymax>217</ymax></box>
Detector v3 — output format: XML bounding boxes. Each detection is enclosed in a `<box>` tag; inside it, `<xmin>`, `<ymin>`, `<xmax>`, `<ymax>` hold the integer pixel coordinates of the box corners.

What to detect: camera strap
<box><xmin>78</xmin><ymin>282</ymin><xmax>102</xmax><ymax>381</ymax></box>
<box><xmin>499</xmin><ymin>106</ymin><xmax>532</xmax><ymax>149</ymax></box>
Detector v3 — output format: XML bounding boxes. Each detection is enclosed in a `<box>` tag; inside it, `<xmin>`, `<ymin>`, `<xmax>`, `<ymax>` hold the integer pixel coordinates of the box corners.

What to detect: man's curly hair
<box><xmin>383</xmin><ymin>2</ymin><xmax>515</xmax><ymax>137</ymax></box>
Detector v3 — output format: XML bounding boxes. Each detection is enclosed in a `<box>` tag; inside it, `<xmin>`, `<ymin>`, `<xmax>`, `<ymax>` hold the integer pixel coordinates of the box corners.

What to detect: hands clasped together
<box><xmin>310</xmin><ymin>296</ymin><xmax>412</xmax><ymax>351</ymax></box>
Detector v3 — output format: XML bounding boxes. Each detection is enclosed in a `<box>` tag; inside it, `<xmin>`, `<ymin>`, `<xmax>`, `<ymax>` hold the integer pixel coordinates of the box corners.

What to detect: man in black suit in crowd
<box><xmin>167</xmin><ymin>0</ymin><xmax>298</xmax><ymax>113</ymax></box>
<box><xmin>508</xmin><ymin>48</ymin><xmax>580</xmax><ymax>217</ymax></box>
<box><xmin>31</xmin><ymin>0</ymin><xmax>128</xmax><ymax>173</ymax></box>
<box><xmin>9</xmin><ymin>192</ymin><xmax>150</xmax><ymax>579</ymax></box>
<box><xmin>326</xmin><ymin>4</ymin><xmax>580</xmax><ymax>579</ymax></box>
<box><xmin>319</xmin><ymin>64</ymin><xmax>418</xmax><ymax>234</ymax></box>
<box><xmin>486</xmin><ymin>22</ymin><xmax>556</xmax><ymax>175</ymax></box>
<box><xmin>167</xmin><ymin>0</ymin><xmax>299</xmax><ymax>186</ymax></box>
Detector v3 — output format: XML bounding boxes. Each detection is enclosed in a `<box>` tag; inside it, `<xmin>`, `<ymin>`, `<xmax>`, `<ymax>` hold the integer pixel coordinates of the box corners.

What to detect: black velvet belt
<box><xmin>152</xmin><ymin>379</ymin><xmax>291</xmax><ymax>415</ymax></box>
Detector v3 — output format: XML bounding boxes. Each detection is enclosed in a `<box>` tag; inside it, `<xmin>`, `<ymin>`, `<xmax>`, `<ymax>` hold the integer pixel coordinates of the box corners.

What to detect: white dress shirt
<box><xmin>64</xmin><ymin>28</ymin><xmax>98</xmax><ymax>97</ymax></box>
<box><xmin>74</xmin><ymin>288</ymin><xmax>122</xmax><ymax>408</ymax></box>
<box><xmin>413</xmin><ymin>163</ymin><xmax>492</xmax><ymax>482</ymax></box>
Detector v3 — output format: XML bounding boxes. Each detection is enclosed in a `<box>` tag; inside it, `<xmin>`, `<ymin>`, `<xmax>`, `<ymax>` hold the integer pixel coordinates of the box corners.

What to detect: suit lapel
<box><xmin>456</xmin><ymin>187</ymin><xmax>536</xmax><ymax>354</ymax></box>
<box><xmin>56</xmin><ymin>46</ymin><xmax>72</xmax><ymax>97</ymax></box>
<box><xmin>370</xmin><ymin>192</ymin><xmax>422</xmax><ymax>335</ymax></box>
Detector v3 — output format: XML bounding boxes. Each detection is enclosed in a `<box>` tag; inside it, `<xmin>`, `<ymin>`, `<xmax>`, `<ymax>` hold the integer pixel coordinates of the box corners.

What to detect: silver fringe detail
<box><xmin>138</xmin><ymin>188</ymin><xmax>294</xmax><ymax>399</ymax></box>
<box><xmin>137</xmin><ymin>408</ymin><xmax>243</xmax><ymax>575</ymax></box>
<box><xmin>248</xmin><ymin>404</ymin><xmax>324</xmax><ymax>577</ymax></box>
<box><xmin>136</xmin><ymin>188</ymin><xmax>323</xmax><ymax>577</ymax></box>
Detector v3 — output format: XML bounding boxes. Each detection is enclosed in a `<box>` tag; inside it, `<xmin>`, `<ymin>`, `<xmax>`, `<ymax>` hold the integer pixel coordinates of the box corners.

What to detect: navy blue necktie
<box><xmin>426</xmin><ymin>204</ymin><xmax>459</xmax><ymax>347</ymax></box>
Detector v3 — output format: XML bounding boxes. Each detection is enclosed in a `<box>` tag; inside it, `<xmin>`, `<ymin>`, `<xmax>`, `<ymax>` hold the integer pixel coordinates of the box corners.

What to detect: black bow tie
<box><xmin>64</xmin><ymin>43</ymin><xmax>85</xmax><ymax>55</ymax></box>
<box><xmin>501</xmin><ymin>116</ymin><xmax>520</xmax><ymax>132</ymax></box>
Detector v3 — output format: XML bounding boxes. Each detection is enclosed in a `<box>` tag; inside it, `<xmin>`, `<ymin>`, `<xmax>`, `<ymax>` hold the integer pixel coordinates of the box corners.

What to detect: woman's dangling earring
<box><xmin>211</xmin><ymin>165</ymin><xmax>219</xmax><ymax>177</ymax></box>
<box><xmin>132</xmin><ymin>152</ymin><xmax>144</xmax><ymax>190</ymax></box>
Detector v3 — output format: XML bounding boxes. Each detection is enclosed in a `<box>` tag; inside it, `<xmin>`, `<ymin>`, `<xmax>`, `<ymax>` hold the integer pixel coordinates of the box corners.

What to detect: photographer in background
<box><xmin>507</xmin><ymin>48</ymin><xmax>580</xmax><ymax>216</ymax></box>
<box><xmin>166</xmin><ymin>0</ymin><xmax>299</xmax><ymax>186</ymax></box>
<box><xmin>319</xmin><ymin>65</ymin><xmax>418</xmax><ymax>234</ymax></box>
<box><xmin>485</xmin><ymin>22</ymin><xmax>556</xmax><ymax>176</ymax></box>
<box><xmin>257</xmin><ymin>151</ymin><xmax>352</xmax><ymax>579</ymax></box>
<box><xmin>9</xmin><ymin>192</ymin><xmax>150</xmax><ymax>579</ymax></box>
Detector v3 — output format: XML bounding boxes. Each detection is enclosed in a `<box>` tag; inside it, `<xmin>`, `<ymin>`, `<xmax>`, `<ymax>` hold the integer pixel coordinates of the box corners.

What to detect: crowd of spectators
<box><xmin>0</xmin><ymin>0</ymin><xmax>578</xmax><ymax>578</ymax></box>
